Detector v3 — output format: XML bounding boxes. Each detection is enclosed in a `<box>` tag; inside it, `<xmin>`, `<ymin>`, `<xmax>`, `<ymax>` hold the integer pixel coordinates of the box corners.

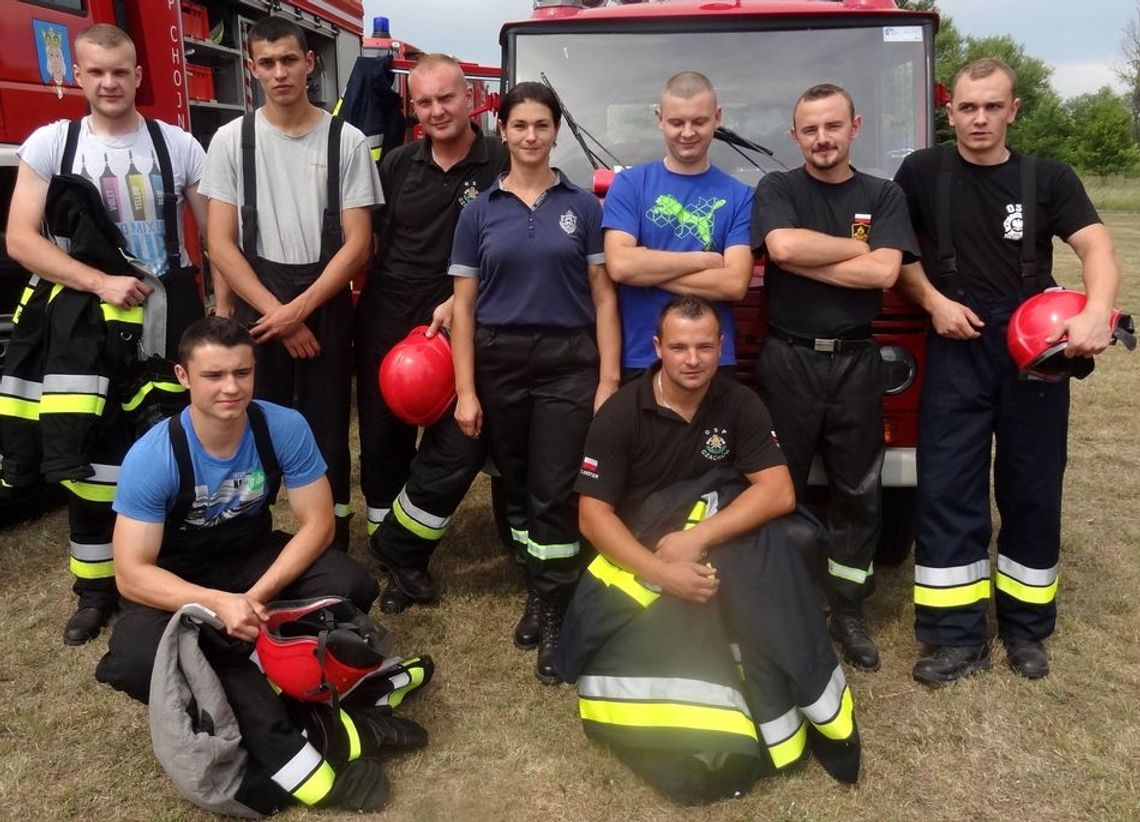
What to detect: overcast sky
<box><xmin>364</xmin><ymin>0</ymin><xmax>1135</xmax><ymax>99</ymax></box>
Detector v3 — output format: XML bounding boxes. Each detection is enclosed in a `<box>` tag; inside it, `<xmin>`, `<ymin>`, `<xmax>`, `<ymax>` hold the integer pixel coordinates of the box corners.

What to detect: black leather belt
<box><xmin>767</xmin><ymin>325</ymin><xmax>874</xmax><ymax>354</ymax></box>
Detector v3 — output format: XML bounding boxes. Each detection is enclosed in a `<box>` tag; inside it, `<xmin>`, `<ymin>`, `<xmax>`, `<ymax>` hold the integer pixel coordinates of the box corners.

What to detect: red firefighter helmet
<box><xmin>1007</xmin><ymin>288</ymin><xmax>1135</xmax><ymax>381</ymax></box>
<box><xmin>255</xmin><ymin>597</ymin><xmax>390</xmax><ymax>703</ymax></box>
<box><xmin>378</xmin><ymin>325</ymin><xmax>456</xmax><ymax>426</ymax></box>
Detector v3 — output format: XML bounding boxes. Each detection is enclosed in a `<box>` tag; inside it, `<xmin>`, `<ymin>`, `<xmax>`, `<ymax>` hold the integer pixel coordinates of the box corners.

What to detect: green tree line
<box><xmin>899</xmin><ymin>0</ymin><xmax>1139</xmax><ymax>175</ymax></box>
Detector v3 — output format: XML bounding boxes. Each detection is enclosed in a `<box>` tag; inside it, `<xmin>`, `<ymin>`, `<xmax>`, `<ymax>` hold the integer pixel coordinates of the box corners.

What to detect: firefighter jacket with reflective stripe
<box><xmin>0</xmin><ymin>172</ymin><xmax>188</xmax><ymax>487</ymax></box>
<box><xmin>558</xmin><ymin>467</ymin><xmax>860</xmax><ymax>803</ymax></box>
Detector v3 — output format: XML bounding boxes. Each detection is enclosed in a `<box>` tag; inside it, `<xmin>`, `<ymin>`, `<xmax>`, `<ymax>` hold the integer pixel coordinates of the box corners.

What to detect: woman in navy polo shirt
<box><xmin>449</xmin><ymin>81</ymin><xmax>621</xmax><ymax>686</ymax></box>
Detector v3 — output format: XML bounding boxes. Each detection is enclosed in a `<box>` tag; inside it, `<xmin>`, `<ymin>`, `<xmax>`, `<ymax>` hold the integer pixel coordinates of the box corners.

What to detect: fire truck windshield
<box><xmin>512</xmin><ymin>21</ymin><xmax>933</xmax><ymax>188</ymax></box>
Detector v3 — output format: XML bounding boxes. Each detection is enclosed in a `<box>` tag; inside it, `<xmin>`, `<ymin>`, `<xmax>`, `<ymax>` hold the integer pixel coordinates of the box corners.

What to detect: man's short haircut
<box><xmin>662</xmin><ymin>71</ymin><xmax>717</xmax><ymax>104</ymax></box>
<box><xmin>793</xmin><ymin>82</ymin><xmax>855</xmax><ymax>125</ymax></box>
<box><xmin>951</xmin><ymin>57</ymin><xmax>1017</xmax><ymax>98</ymax></box>
<box><xmin>178</xmin><ymin>316</ymin><xmax>256</xmax><ymax>367</ymax></box>
<box><xmin>75</xmin><ymin>24</ymin><xmax>135</xmax><ymax>57</ymax></box>
<box><xmin>656</xmin><ymin>295</ymin><xmax>722</xmax><ymax>339</ymax></box>
<box><xmin>247</xmin><ymin>16</ymin><xmax>308</xmax><ymax>55</ymax></box>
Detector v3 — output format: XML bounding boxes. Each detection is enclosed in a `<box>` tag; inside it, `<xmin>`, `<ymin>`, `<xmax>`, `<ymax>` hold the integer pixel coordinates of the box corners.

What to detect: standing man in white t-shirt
<box><xmin>3</xmin><ymin>24</ymin><xmax>208</xmax><ymax>646</ymax></box>
<box><xmin>200</xmin><ymin>16</ymin><xmax>381</xmax><ymax>551</ymax></box>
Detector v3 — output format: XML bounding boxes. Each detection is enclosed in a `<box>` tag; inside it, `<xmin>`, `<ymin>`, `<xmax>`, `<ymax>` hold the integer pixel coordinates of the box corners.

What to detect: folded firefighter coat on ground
<box><xmin>557</xmin><ymin>467</ymin><xmax>860</xmax><ymax>804</ymax></box>
<box><xmin>0</xmin><ymin>174</ymin><xmax>189</xmax><ymax>487</ymax></box>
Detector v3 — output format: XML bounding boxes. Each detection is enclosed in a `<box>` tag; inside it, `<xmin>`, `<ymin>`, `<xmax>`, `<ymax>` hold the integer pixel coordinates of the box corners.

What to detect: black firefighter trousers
<box><xmin>474</xmin><ymin>325</ymin><xmax>597</xmax><ymax>597</ymax></box>
<box><xmin>757</xmin><ymin>337</ymin><xmax>884</xmax><ymax>606</ymax></box>
<box><xmin>914</xmin><ymin>294</ymin><xmax>1068</xmax><ymax>647</ymax></box>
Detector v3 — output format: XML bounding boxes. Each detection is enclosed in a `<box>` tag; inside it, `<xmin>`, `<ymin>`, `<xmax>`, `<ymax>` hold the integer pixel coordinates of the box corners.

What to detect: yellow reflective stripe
<box><xmin>366</xmin><ymin>519</ymin><xmax>380</xmax><ymax>535</ymax></box>
<box><xmin>100</xmin><ymin>303</ymin><xmax>143</xmax><ymax>324</ymax></box>
<box><xmin>767</xmin><ymin>720</ymin><xmax>808</xmax><ymax>769</ymax></box>
<box><xmin>60</xmin><ymin>479</ymin><xmax>117</xmax><ymax>503</ymax></box>
<box><xmin>69</xmin><ymin>557</ymin><xmax>115</xmax><ymax>580</ymax></box>
<box><xmin>914</xmin><ymin>579</ymin><xmax>990</xmax><ymax>609</ymax></box>
<box><xmin>0</xmin><ymin>397</ymin><xmax>40</xmax><ymax>420</ymax></box>
<box><xmin>121</xmin><ymin>381</ymin><xmax>185</xmax><ymax>412</ymax></box>
<box><xmin>392</xmin><ymin>497</ymin><xmax>446</xmax><ymax>540</ymax></box>
<box><xmin>510</xmin><ymin>527</ymin><xmax>528</xmax><ymax>545</ymax></box>
<box><xmin>49</xmin><ymin>283</ymin><xmax>64</xmax><ymax>301</ymax></box>
<box><xmin>12</xmin><ymin>285</ymin><xmax>35</xmax><ymax>323</ymax></box>
<box><xmin>388</xmin><ymin>657</ymin><xmax>427</xmax><ymax>710</ymax></box>
<box><xmin>332</xmin><ymin>98</ymin><xmax>343</xmax><ymax>115</ymax></box>
<box><xmin>995</xmin><ymin>572</ymin><xmax>1058</xmax><ymax>606</ymax></box>
<box><xmin>586</xmin><ymin>554</ymin><xmax>659</xmax><ymax>608</ymax></box>
<box><xmin>370</xmin><ymin>146</ymin><xmax>382</xmax><ymax>163</ymax></box>
<box><xmin>40</xmin><ymin>393</ymin><xmax>106</xmax><ymax>416</ymax></box>
<box><xmin>291</xmin><ymin>760</ymin><xmax>335</xmax><ymax>806</ymax></box>
<box><xmin>811</xmin><ymin>686</ymin><xmax>856</xmax><ymax>741</ymax></box>
<box><xmin>579</xmin><ymin>697</ymin><xmax>758</xmax><ymax>741</ymax></box>
<box><xmin>339</xmin><ymin>710</ymin><xmax>362</xmax><ymax>761</ymax></box>
<box><xmin>684</xmin><ymin>498</ymin><xmax>707</xmax><ymax>529</ymax></box>
<box><xmin>334</xmin><ymin>503</ymin><xmax>352</xmax><ymax>518</ymax></box>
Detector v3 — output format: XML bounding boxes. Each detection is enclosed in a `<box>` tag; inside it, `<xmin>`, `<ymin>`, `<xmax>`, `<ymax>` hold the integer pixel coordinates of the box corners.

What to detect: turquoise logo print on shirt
<box><xmin>647</xmin><ymin>195</ymin><xmax>727</xmax><ymax>251</ymax></box>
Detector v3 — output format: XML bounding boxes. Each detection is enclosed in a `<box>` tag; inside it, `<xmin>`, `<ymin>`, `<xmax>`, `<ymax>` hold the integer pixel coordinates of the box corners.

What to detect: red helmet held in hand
<box><xmin>379</xmin><ymin>326</ymin><xmax>456</xmax><ymax>426</ymax></box>
<box><xmin>1007</xmin><ymin>288</ymin><xmax>1135</xmax><ymax>382</ymax></box>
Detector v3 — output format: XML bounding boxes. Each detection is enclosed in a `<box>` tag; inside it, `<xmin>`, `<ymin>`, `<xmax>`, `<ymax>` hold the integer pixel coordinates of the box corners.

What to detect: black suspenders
<box><xmin>934</xmin><ymin>145</ymin><xmax>1040</xmax><ymax>297</ymax></box>
<box><xmin>239</xmin><ymin>112</ymin><xmax>345</xmax><ymax>267</ymax></box>
<box><xmin>167</xmin><ymin>402</ymin><xmax>283</xmax><ymax>528</ymax></box>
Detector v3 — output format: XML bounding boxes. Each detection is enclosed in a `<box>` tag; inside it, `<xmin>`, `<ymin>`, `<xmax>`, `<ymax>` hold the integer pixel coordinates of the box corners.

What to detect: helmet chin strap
<box><xmin>1112</xmin><ymin>313</ymin><xmax>1136</xmax><ymax>351</ymax></box>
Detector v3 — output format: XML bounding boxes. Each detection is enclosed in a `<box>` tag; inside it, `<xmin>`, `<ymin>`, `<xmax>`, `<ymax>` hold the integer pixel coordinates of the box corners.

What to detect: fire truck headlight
<box><xmin>879</xmin><ymin>344</ymin><xmax>916</xmax><ymax>395</ymax></box>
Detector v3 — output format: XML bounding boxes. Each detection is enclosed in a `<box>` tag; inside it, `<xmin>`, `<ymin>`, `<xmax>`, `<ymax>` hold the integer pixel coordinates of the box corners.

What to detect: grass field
<box><xmin>0</xmin><ymin>215</ymin><xmax>1137</xmax><ymax>821</ymax></box>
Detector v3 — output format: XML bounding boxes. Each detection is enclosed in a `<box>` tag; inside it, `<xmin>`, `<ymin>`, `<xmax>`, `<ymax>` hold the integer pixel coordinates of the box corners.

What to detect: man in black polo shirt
<box><xmin>355</xmin><ymin>53</ymin><xmax>507</xmax><ymax>612</ymax></box>
<box><xmin>752</xmin><ymin>83</ymin><xmax>915</xmax><ymax>672</ymax></box>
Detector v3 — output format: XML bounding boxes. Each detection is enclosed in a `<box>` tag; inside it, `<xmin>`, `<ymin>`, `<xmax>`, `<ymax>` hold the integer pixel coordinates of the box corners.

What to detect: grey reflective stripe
<box><xmin>914</xmin><ymin>559</ymin><xmax>990</xmax><ymax>587</ymax></box>
<box><xmin>271</xmin><ymin>742</ymin><xmax>322</xmax><ymax>792</ymax></box>
<box><xmin>527</xmin><ymin>538</ymin><xmax>579</xmax><ymax>560</ymax></box>
<box><xmin>577</xmin><ymin>675</ymin><xmax>752</xmax><ymax>717</ymax></box>
<box><xmin>396</xmin><ymin>489</ymin><xmax>450</xmax><ymax>529</ymax></box>
<box><xmin>828</xmin><ymin>558</ymin><xmax>874</xmax><ymax>584</ymax></box>
<box><xmin>69</xmin><ymin>541</ymin><xmax>113</xmax><ymax>562</ymax></box>
<box><xmin>801</xmin><ymin>665</ymin><xmax>847</xmax><ymax>725</ymax></box>
<box><xmin>42</xmin><ymin>374</ymin><xmax>110</xmax><ymax>395</ymax></box>
<box><xmin>699</xmin><ymin>491</ymin><xmax>720</xmax><ymax>517</ymax></box>
<box><xmin>586</xmin><ymin>252</ymin><xmax>606</xmax><ymax>265</ymax></box>
<box><xmin>448</xmin><ymin>263</ymin><xmax>479</xmax><ymax>279</ymax></box>
<box><xmin>0</xmin><ymin>376</ymin><xmax>42</xmax><ymax>400</ymax></box>
<box><xmin>89</xmin><ymin>463</ymin><xmax>122</xmax><ymax>484</ymax></box>
<box><xmin>729</xmin><ymin>643</ymin><xmax>742</xmax><ymax>663</ymax></box>
<box><xmin>366</xmin><ymin>506</ymin><xmax>389</xmax><ymax>524</ymax></box>
<box><xmin>759</xmin><ymin>706</ymin><xmax>803</xmax><ymax>745</ymax></box>
<box><xmin>997</xmin><ymin>555</ymin><xmax>1058</xmax><ymax>586</ymax></box>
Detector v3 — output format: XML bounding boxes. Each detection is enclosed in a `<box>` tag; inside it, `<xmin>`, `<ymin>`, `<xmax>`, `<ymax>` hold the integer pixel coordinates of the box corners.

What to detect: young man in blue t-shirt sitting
<box><xmin>602</xmin><ymin>71</ymin><xmax>754</xmax><ymax>377</ymax></box>
<box><xmin>95</xmin><ymin>316</ymin><xmax>377</xmax><ymax>704</ymax></box>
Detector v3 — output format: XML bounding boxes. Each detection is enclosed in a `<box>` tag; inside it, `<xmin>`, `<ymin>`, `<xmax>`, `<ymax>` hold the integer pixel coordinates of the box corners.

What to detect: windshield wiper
<box><xmin>714</xmin><ymin>125</ymin><xmax>789</xmax><ymax>172</ymax></box>
<box><xmin>539</xmin><ymin>73</ymin><xmax>624</xmax><ymax>171</ymax></box>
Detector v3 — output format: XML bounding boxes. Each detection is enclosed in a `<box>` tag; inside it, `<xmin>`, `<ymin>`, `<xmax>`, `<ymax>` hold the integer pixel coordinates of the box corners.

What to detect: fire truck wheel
<box><xmin>876</xmin><ymin>487</ymin><xmax>916</xmax><ymax>566</ymax></box>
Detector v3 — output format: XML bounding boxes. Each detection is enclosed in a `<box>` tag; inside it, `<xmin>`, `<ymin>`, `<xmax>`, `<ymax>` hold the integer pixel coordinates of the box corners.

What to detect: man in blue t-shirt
<box><xmin>95</xmin><ymin>316</ymin><xmax>377</xmax><ymax>704</ymax></box>
<box><xmin>602</xmin><ymin>71</ymin><xmax>754</xmax><ymax>373</ymax></box>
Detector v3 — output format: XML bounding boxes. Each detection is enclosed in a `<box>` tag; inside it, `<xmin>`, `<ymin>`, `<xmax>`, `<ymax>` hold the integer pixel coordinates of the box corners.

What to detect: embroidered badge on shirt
<box><xmin>851</xmin><ymin>212</ymin><xmax>872</xmax><ymax>243</ymax></box>
<box><xmin>459</xmin><ymin>182</ymin><xmax>480</xmax><ymax>207</ymax></box>
<box><xmin>559</xmin><ymin>210</ymin><xmax>578</xmax><ymax>235</ymax></box>
<box><xmin>701</xmin><ymin>428</ymin><xmax>730</xmax><ymax>461</ymax></box>
<box><xmin>1003</xmin><ymin>203</ymin><xmax>1024</xmax><ymax>240</ymax></box>
<box><xmin>580</xmin><ymin>456</ymin><xmax>599</xmax><ymax>479</ymax></box>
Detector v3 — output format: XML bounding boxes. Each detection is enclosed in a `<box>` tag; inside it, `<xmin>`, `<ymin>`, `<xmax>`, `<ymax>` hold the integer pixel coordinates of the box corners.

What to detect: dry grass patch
<box><xmin>0</xmin><ymin>215</ymin><xmax>1137</xmax><ymax>820</ymax></box>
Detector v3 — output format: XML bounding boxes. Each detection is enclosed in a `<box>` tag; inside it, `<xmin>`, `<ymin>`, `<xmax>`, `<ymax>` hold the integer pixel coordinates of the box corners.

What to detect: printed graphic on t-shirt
<box><xmin>701</xmin><ymin>427</ymin><xmax>731</xmax><ymax>461</ymax></box>
<box><xmin>75</xmin><ymin>149</ymin><xmax>170</xmax><ymax>275</ymax></box>
<box><xmin>186</xmin><ymin>467</ymin><xmax>267</xmax><ymax>528</ymax></box>
<box><xmin>646</xmin><ymin>194</ymin><xmax>726</xmax><ymax>251</ymax></box>
<box><xmin>1003</xmin><ymin>202</ymin><xmax>1024</xmax><ymax>240</ymax></box>
<box><xmin>459</xmin><ymin>180</ymin><xmax>481</xmax><ymax>207</ymax></box>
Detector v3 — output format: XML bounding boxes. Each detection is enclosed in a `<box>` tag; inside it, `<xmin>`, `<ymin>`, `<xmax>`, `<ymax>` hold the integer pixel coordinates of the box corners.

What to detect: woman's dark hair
<box><xmin>498</xmin><ymin>81</ymin><xmax>562</xmax><ymax>129</ymax></box>
<box><xmin>178</xmin><ymin>316</ymin><xmax>256</xmax><ymax>366</ymax></box>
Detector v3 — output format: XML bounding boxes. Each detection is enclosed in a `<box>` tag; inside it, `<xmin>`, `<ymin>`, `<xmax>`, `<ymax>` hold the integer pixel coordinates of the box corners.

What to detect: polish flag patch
<box><xmin>580</xmin><ymin>456</ymin><xmax>599</xmax><ymax>478</ymax></box>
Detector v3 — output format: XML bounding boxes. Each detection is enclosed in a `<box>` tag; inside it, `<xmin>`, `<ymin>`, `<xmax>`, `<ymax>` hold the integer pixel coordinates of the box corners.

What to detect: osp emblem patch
<box><xmin>701</xmin><ymin>427</ymin><xmax>730</xmax><ymax>461</ymax></box>
<box><xmin>1003</xmin><ymin>203</ymin><xmax>1024</xmax><ymax>240</ymax></box>
<box><xmin>559</xmin><ymin>210</ymin><xmax>578</xmax><ymax>235</ymax></box>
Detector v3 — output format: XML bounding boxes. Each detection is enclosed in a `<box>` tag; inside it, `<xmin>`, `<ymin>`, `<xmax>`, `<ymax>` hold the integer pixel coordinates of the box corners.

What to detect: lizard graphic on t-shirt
<box><xmin>646</xmin><ymin>194</ymin><xmax>727</xmax><ymax>250</ymax></box>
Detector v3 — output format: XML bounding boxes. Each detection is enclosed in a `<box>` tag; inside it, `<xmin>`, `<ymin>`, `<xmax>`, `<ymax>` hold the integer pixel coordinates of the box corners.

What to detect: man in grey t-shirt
<box><xmin>200</xmin><ymin>16</ymin><xmax>381</xmax><ymax>549</ymax></box>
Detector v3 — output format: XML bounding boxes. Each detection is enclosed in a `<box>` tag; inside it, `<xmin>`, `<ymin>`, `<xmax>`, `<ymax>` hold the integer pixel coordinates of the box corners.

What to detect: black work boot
<box><xmin>829</xmin><ymin>602</ymin><xmax>880</xmax><ymax>672</ymax></box>
<box><xmin>513</xmin><ymin>585</ymin><xmax>541</xmax><ymax>651</ymax></box>
<box><xmin>63</xmin><ymin>599</ymin><xmax>116</xmax><ymax>646</ymax></box>
<box><xmin>535</xmin><ymin>594</ymin><xmax>565</xmax><ymax>686</ymax></box>
<box><xmin>1003</xmin><ymin>636</ymin><xmax>1050</xmax><ymax>679</ymax></box>
<box><xmin>377</xmin><ymin>565</ymin><xmax>436</xmax><ymax>614</ymax></box>
<box><xmin>912</xmin><ymin>643</ymin><xmax>992</xmax><ymax>686</ymax></box>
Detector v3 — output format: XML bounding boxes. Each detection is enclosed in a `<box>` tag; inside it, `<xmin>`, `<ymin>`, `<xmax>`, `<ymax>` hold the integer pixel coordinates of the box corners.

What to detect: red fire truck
<box><xmin>500</xmin><ymin>0</ymin><xmax>940</xmax><ymax>562</ymax></box>
<box><xmin>0</xmin><ymin>0</ymin><xmax>364</xmax><ymax>521</ymax></box>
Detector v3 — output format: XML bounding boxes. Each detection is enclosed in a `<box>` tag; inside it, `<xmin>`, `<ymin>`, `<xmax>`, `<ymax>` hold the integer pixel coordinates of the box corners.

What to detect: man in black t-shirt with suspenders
<box><xmin>893</xmin><ymin>58</ymin><xmax>1120</xmax><ymax>685</ymax></box>
<box><xmin>753</xmin><ymin>83</ymin><xmax>916</xmax><ymax>673</ymax></box>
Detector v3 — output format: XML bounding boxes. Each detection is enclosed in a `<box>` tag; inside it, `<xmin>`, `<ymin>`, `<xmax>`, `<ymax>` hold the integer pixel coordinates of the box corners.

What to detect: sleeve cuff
<box><xmin>449</xmin><ymin>263</ymin><xmax>479</xmax><ymax>278</ymax></box>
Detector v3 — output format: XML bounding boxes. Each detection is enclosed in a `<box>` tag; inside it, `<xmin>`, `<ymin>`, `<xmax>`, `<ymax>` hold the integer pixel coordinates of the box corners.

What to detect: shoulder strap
<box><xmin>144</xmin><ymin>119</ymin><xmax>181</xmax><ymax>274</ymax></box>
<box><xmin>934</xmin><ymin>145</ymin><xmax>957</xmax><ymax>289</ymax></box>
<box><xmin>240</xmin><ymin>112</ymin><xmax>259</xmax><ymax>268</ymax></box>
<box><xmin>167</xmin><ymin>412</ymin><xmax>197</xmax><ymax>528</ymax></box>
<box><xmin>61</xmin><ymin>119</ymin><xmax>82</xmax><ymax>175</ymax></box>
<box><xmin>246</xmin><ymin>402</ymin><xmax>282</xmax><ymax>506</ymax></box>
<box><xmin>1018</xmin><ymin>153</ymin><xmax>1039</xmax><ymax>296</ymax></box>
<box><xmin>318</xmin><ymin>116</ymin><xmax>345</xmax><ymax>262</ymax></box>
